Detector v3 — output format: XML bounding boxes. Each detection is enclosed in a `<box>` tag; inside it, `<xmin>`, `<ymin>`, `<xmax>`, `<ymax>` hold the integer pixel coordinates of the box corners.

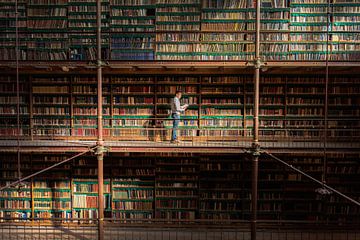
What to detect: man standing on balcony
<box><xmin>171</xmin><ymin>91</ymin><xmax>188</xmax><ymax>143</ymax></box>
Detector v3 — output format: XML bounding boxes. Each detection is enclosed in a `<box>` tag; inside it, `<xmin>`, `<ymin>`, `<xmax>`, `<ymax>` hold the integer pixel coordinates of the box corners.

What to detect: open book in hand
<box><xmin>183</xmin><ymin>104</ymin><xmax>189</xmax><ymax>109</ymax></box>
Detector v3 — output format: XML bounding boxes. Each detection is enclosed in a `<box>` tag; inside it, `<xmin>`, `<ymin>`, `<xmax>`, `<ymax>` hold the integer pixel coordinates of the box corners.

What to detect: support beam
<box><xmin>251</xmin><ymin>0</ymin><xmax>261</xmax><ymax>239</ymax></box>
<box><xmin>96</xmin><ymin>0</ymin><xmax>104</xmax><ymax>239</ymax></box>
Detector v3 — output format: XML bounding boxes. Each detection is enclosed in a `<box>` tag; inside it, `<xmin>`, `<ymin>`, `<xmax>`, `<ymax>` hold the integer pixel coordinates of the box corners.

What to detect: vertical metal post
<box><xmin>15</xmin><ymin>0</ymin><xmax>22</xmax><ymax>184</ymax></box>
<box><xmin>323</xmin><ymin>0</ymin><xmax>331</xmax><ymax>185</ymax></box>
<box><xmin>252</xmin><ymin>0</ymin><xmax>261</xmax><ymax>239</ymax></box>
<box><xmin>96</xmin><ymin>0</ymin><xmax>104</xmax><ymax>239</ymax></box>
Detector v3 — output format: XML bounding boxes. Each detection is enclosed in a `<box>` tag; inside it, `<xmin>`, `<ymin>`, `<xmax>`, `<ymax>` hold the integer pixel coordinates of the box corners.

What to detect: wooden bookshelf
<box><xmin>0</xmin><ymin>74</ymin><xmax>359</xmax><ymax>142</ymax></box>
<box><xmin>155</xmin><ymin>155</ymin><xmax>199</xmax><ymax>220</ymax></box>
<box><xmin>0</xmin><ymin>152</ymin><xmax>359</xmax><ymax>224</ymax></box>
<box><xmin>1</xmin><ymin>0</ymin><xmax>360</xmax><ymax>61</ymax></box>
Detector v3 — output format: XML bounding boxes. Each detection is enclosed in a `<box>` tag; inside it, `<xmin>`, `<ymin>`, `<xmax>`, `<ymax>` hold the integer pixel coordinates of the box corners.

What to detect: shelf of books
<box><xmin>201</xmin><ymin>0</ymin><xmax>254</xmax><ymax>61</ymax></box>
<box><xmin>155</xmin><ymin>154</ymin><xmax>199</xmax><ymax>220</ymax></box>
<box><xmin>259</xmin><ymin>0</ymin><xmax>290</xmax><ymax>61</ymax></box>
<box><xmin>286</xmin><ymin>76</ymin><xmax>325</xmax><ymax>140</ymax></box>
<box><xmin>27</xmin><ymin>0</ymin><xmax>68</xmax><ymax>61</ymax></box>
<box><xmin>0</xmin><ymin>153</ymin><xmax>360</xmax><ymax>224</ymax></box>
<box><xmin>0</xmin><ymin>154</ymin><xmax>31</xmax><ymax>222</ymax></box>
<box><xmin>69</xmin><ymin>0</ymin><xmax>109</xmax><ymax>60</ymax></box>
<box><xmin>72</xmin><ymin>179</ymin><xmax>111</xmax><ymax>220</ymax></box>
<box><xmin>0</xmin><ymin>0</ymin><xmax>360</xmax><ymax>61</ymax></box>
<box><xmin>0</xmin><ymin>75</ymin><xmax>30</xmax><ymax>137</ymax></box>
<box><xmin>111</xmin><ymin>75</ymin><xmax>155</xmax><ymax>140</ymax></box>
<box><xmin>110</xmin><ymin>0</ymin><xmax>155</xmax><ymax>60</ymax></box>
<box><xmin>72</xmin><ymin>75</ymin><xmax>111</xmax><ymax>139</ymax></box>
<box><xmin>331</xmin><ymin>1</ymin><xmax>360</xmax><ymax>61</ymax></box>
<box><xmin>155</xmin><ymin>0</ymin><xmax>201</xmax><ymax>60</ymax></box>
<box><xmin>32</xmin><ymin>76</ymin><xmax>71</xmax><ymax>138</ymax></box>
<box><xmin>111</xmin><ymin>154</ymin><xmax>155</xmax><ymax>220</ymax></box>
<box><xmin>0</xmin><ymin>0</ymin><xmax>26</xmax><ymax>61</ymax></box>
<box><xmin>30</xmin><ymin>154</ymin><xmax>72</xmax><ymax>221</ymax></box>
<box><xmin>156</xmin><ymin>76</ymin><xmax>199</xmax><ymax>141</ymax></box>
<box><xmin>200</xmin><ymin>76</ymin><xmax>245</xmax><ymax>140</ymax></box>
<box><xmin>1</xmin><ymin>0</ymin><xmax>360</xmax><ymax>61</ymax></box>
<box><xmin>325</xmin><ymin>153</ymin><xmax>360</xmax><ymax>224</ymax></box>
<box><xmin>281</xmin><ymin>154</ymin><xmax>324</xmax><ymax>221</ymax></box>
<box><xmin>1</xmin><ymin>74</ymin><xmax>360</xmax><ymax>141</ymax></box>
<box><xmin>290</xmin><ymin>0</ymin><xmax>330</xmax><ymax>61</ymax></box>
<box><xmin>328</xmin><ymin>76</ymin><xmax>360</xmax><ymax>140</ymax></box>
<box><xmin>255</xmin><ymin>154</ymin><xmax>284</xmax><ymax>220</ymax></box>
<box><xmin>290</xmin><ymin>0</ymin><xmax>360</xmax><ymax>61</ymax></box>
<box><xmin>199</xmin><ymin>155</ymin><xmax>245</xmax><ymax>220</ymax></box>
<box><xmin>259</xmin><ymin>76</ymin><xmax>286</xmax><ymax>140</ymax></box>
<box><xmin>33</xmin><ymin>180</ymin><xmax>72</xmax><ymax>220</ymax></box>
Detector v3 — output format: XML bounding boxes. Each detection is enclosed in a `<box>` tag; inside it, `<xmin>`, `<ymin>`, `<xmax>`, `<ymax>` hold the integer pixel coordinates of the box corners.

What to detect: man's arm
<box><xmin>175</xmin><ymin>98</ymin><xmax>186</xmax><ymax>113</ymax></box>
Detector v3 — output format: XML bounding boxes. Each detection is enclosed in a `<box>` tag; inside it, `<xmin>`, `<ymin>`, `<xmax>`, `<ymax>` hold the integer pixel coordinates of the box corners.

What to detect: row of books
<box><xmin>156</xmin><ymin>199</ymin><xmax>197</xmax><ymax>209</ymax></box>
<box><xmin>0</xmin><ymin>106</ymin><xmax>29</xmax><ymax>115</ymax></box>
<box><xmin>200</xmin><ymin>202</ymin><xmax>241</xmax><ymax>211</ymax></box>
<box><xmin>33</xmin><ymin>201</ymin><xmax>71</xmax><ymax>209</ymax></box>
<box><xmin>0</xmin><ymin>152</ymin><xmax>358</xmax><ymax>222</ymax></box>
<box><xmin>1</xmin><ymin>49</ymin><xmax>359</xmax><ymax>61</ymax></box>
<box><xmin>34</xmin><ymin>211</ymin><xmax>71</xmax><ymax>219</ymax></box>
<box><xmin>0</xmin><ymin>211</ymin><xmax>31</xmax><ymax>222</ymax></box>
<box><xmin>113</xmin><ymin>108</ymin><xmax>153</xmax><ymax>115</ymax></box>
<box><xmin>0</xmin><ymin>200</ymin><xmax>31</xmax><ymax>209</ymax></box>
<box><xmin>113</xmin><ymin>190</ymin><xmax>154</xmax><ymax>199</ymax></box>
<box><xmin>33</xmin><ymin>191</ymin><xmax>71</xmax><ymax>198</ymax></box>
<box><xmin>113</xmin><ymin>201</ymin><xmax>153</xmax><ymax>210</ymax></box>
<box><xmin>73</xmin><ymin>183</ymin><xmax>111</xmax><ymax>193</ymax></box>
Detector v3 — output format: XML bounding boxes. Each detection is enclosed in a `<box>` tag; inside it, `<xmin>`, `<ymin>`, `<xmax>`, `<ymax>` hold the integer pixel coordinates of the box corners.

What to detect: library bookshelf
<box><xmin>0</xmin><ymin>0</ymin><xmax>360</xmax><ymax>62</ymax></box>
<box><xmin>0</xmin><ymin>0</ymin><xmax>359</xmax><ymax>232</ymax></box>
<box><xmin>0</xmin><ymin>73</ymin><xmax>359</xmax><ymax>142</ymax></box>
<box><xmin>1</xmin><ymin>152</ymin><xmax>359</xmax><ymax>224</ymax></box>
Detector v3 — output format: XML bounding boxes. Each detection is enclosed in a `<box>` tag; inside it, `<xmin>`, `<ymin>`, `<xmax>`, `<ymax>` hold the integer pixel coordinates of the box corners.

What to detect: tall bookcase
<box><xmin>1</xmin><ymin>74</ymin><xmax>359</xmax><ymax>141</ymax></box>
<box><xmin>155</xmin><ymin>155</ymin><xmax>199</xmax><ymax>220</ymax></box>
<box><xmin>1</xmin><ymin>152</ymin><xmax>359</xmax><ymax>224</ymax></box>
<box><xmin>111</xmin><ymin>154</ymin><xmax>155</xmax><ymax>219</ymax></box>
<box><xmin>0</xmin><ymin>75</ymin><xmax>30</xmax><ymax>137</ymax></box>
<box><xmin>27</xmin><ymin>0</ymin><xmax>68</xmax><ymax>60</ymax></box>
<box><xmin>1</xmin><ymin>0</ymin><xmax>360</xmax><ymax>61</ymax></box>
<box><xmin>110</xmin><ymin>0</ymin><xmax>155</xmax><ymax>60</ymax></box>
<box><xmin>32</xmin><ymin>75</ymin><xmax>71</xmax><ymax>137</ymax></box>
<box><xmin>31</xmin><ymin>154</ymin><xmax>72</xmax><ymax>220</ymax></box>
<box><xmin>0</xmin><ymin>154</ymin><xmax>31</xmax><ymax>221</ymax></box>
<box><xmin>199</xmin><ymin>155</ymin><xmax>245</xmax><ymax>220</ymax></box>
<box><xmin>0</xmin><ymin>0</ymin><xmax>359</xmax><ymax>228</ymax></box>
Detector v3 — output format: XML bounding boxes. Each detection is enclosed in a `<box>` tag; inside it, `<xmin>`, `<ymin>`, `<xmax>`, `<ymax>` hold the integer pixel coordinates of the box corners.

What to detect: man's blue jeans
<box><xmin>172</xmin><ymin>113</ymin><xmax>180</xmax><ymax>141</ymax></box>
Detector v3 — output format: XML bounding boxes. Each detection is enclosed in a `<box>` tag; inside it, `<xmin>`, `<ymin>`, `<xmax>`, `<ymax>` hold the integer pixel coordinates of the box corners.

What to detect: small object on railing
<box><xmin>315</xmin><ymin>187</ymin><xmax>332</xmax><ymax>195</ymax></box>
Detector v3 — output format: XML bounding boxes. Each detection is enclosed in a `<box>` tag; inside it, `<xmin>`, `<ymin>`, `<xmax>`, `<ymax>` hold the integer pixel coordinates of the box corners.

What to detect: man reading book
<box><xmin>170</xmin><ymin>91</ymin><xmax>188</xmax><ymax>143</ymax></box>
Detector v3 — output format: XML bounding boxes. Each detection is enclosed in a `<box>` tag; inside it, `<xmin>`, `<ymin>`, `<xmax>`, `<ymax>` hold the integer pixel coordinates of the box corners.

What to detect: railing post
<box><xmin>252</xmin><ymin>0</ymin><xmax>262</xmax><ymax>239</ymax></box>
<box><xmin>96</xmin><ymin>0</ymin><xmax>104</xmax><ymax>239</ymax></box>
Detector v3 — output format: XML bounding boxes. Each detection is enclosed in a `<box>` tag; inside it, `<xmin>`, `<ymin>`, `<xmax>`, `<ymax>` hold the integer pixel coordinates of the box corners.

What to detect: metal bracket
<box><xmin>251</xmin><ymin>143</ymin><xmax>261</xmax><ymax>156</ymax></box>
<box><xmin>95</xmin><ymin>145</ymin><xmax>108</xmax><ymax>156</ymax></box>
<box><xmin>97</xmin><ymin>60</ymin><xmax>109</xmax><ymax>67</ymax></box>
<box><xmin>244</xmin><ymin>143</ymin><xmax>262</xmax><ymax>156</ymax></box>
<box><xmin>87</xmin><ymin>60</ymin><xmax>109</xmax><ymax>68</ymax></box>
<box><xmin>254</xmin><ymin>58</ymin><xmax>265</xmax><ymax>69</ymax></box>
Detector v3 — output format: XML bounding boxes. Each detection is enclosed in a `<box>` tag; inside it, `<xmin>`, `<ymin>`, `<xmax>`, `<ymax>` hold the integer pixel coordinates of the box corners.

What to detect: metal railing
<box><xmin>0</xmin><ymin>117</ymin><xmax>359</xmax><ymax>146</ymax></box>
<box><xmin>0</xmin><ymin>218</ymin><xmax>359</xmax><ymax>240</ymax></box>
